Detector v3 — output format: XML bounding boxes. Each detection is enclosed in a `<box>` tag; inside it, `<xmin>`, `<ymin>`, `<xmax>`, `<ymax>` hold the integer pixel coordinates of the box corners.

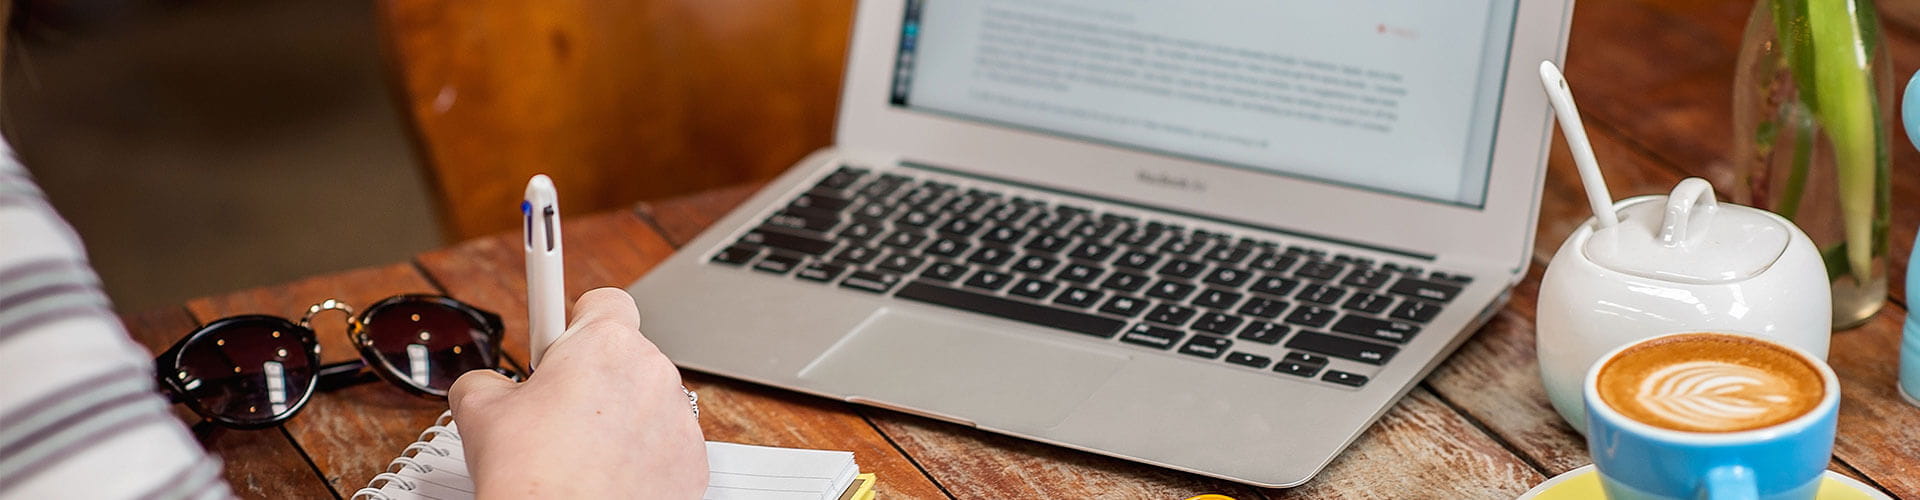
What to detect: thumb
<box><xmin>448</xmin><ymin>368</ymin><xmax>516</xmax><ymax>416</ymax></box>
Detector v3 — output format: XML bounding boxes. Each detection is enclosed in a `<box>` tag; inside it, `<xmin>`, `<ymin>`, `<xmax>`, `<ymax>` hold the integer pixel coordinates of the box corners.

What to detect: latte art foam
<box><xmin>1598</xmin><ymin>333</ymin><xmax>1825</xmax><ymax>433</ymax></box>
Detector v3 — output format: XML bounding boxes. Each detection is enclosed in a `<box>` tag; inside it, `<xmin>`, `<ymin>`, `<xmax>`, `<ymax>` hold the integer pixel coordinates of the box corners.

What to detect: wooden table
<box><xmin>122</xmin><ymin>1</ymin><xmax>1919</xmax><ymax>498</ymax></box>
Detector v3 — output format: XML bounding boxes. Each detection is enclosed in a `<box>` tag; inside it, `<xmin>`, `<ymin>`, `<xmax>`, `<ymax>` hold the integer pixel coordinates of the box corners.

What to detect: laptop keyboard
<box><xmin>709</xmin><ymin>166</ymin><xmax>1474</xmax><ymax>389</ymax></box>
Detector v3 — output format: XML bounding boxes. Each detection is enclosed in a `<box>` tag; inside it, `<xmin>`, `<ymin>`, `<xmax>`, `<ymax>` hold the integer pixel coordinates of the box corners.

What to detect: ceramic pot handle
<box><xmin>1660</xmin><ymin>177</ymin><xmax>1718</xmax><ymax>245</ymax></box>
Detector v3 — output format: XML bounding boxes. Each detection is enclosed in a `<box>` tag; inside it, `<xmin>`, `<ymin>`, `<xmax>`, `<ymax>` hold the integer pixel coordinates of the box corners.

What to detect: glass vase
<box><xmin>1733</xmin><ymin>0</ymin><xmax>1895</xmax><ymax>330</ymax></box>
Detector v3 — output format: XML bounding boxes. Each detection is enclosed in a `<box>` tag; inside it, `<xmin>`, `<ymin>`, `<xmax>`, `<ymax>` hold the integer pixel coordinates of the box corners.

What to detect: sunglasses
<box><xmin>154</xmin><ymin>294</ymin><xmax>508</xmax><ymax>429</ymax></box>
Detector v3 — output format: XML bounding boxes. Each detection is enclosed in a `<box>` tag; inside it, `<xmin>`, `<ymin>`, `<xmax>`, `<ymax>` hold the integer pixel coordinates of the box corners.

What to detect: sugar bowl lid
<box><xmin>1582</xmin><ymin>178</ymin><xmax>1790</xmax><ymax>284</ymax></box>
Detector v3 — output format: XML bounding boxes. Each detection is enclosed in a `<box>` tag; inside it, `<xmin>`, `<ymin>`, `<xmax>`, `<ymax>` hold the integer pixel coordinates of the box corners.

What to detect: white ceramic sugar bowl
<box><xmin>1536</xmin><ymin>177</ymin><xmax>1830</xmax><ymax>432</ymax></box>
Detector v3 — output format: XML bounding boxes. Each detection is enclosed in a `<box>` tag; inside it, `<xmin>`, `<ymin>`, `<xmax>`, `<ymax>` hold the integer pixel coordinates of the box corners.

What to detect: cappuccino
<box><xmin>1596</xmin><ymin>332</ymin><xmax>1824</xmax><ymax>433</ymax></box>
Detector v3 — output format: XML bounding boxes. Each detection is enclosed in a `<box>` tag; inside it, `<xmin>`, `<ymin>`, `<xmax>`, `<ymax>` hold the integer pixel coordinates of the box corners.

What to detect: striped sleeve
<box><xmin>0</xmin><ymin>140</ymin><xmax>235</xmax><ymax>499</ymax></box>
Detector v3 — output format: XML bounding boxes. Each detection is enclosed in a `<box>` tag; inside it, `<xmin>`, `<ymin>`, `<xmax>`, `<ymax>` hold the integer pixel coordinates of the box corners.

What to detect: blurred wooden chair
<box><xmin>376</xmin><ymin>0</ymin><xmax>853</xmax><ymax>240</ymax></box>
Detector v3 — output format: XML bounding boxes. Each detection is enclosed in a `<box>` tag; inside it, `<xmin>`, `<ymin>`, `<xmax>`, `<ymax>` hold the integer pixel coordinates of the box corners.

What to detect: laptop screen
<box><xmin>886</xmin><ymin>0</ymin><xmax>1522</xmax><ymax>208</ymax></box>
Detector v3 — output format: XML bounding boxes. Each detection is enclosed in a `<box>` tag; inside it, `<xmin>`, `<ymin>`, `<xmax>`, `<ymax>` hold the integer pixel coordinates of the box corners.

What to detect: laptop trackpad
<box><xmin>798</xmin><ymin>309</ymin><xmax>1128</xmax><ymax>430</ymax></box>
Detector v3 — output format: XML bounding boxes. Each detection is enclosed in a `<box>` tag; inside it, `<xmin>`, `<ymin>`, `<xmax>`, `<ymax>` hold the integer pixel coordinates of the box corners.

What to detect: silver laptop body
<box><xmin>631</xmin><ymin>0</ymin><xmax>1573</xmax><ymax>487</ymax></box>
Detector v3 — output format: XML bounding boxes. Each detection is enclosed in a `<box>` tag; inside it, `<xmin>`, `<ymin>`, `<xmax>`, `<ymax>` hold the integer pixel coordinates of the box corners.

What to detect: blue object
<box><xmin>1584</xmin><ymin>340</ymin><xmax>1837</xmax><ymax>500</ymax></box>
<box><xmin>1904</xmin><ymin>71</ymin><xmax>1920</xmax><ymax>407</ymax></box>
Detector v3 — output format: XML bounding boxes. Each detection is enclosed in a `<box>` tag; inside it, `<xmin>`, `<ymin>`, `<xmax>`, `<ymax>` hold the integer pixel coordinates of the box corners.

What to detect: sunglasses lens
<box><xmin>171</xmin><ymin>318</ymin><xmax>318</xmax><ymax>425</ymax></box>
<box><xmin>360</xmin><ymin>300</ymin><xmax>495</xmax><ymax>395</ymax></box>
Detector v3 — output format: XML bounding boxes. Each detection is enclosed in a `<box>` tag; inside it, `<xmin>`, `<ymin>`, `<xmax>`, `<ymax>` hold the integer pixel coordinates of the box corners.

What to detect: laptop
<box><xmin>630</xmin><ymin>0</ymin><xmax>1572</xmax><ymax>487</ymax></box>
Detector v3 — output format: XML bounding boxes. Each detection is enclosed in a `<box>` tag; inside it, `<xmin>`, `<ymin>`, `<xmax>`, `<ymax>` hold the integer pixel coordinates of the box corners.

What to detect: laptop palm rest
<box><xmin>798</xmin><ymin>309</ymin><xmax>1128</xmax><ymax>430</ymax></box>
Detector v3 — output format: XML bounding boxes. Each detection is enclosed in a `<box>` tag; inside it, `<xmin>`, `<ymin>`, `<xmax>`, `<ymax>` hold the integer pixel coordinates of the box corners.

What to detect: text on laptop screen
<box><xmin>887</xmin><ymin>0</ymin><xmax>1522</xmax><ymax>208</ymax></box>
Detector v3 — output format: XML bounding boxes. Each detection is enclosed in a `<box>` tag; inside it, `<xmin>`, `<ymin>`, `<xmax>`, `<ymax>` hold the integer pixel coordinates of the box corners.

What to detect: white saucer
<box><xmin>1516</xmin><ymin>464</ymin><xmax>1890</xmax><ymax>499</ymax></box>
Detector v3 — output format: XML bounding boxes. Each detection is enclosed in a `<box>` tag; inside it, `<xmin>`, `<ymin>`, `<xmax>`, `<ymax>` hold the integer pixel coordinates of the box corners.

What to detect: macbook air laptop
<box><xmin>631</xmin><ymin>0</ymin><xmax>1572</xmax><ymax>487</ymax></box>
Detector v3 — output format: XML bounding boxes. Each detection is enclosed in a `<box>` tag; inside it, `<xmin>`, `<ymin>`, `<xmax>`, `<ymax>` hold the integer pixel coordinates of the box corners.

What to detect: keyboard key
<box><xmin>1342</xmin><ymin>268</ymin><xmax>1392</xmax><ymax>289</ymax></box>
<box><xmin>754</xmin><ymin>253</ymin><xmax>803</xmax><ymax>274</ymax></box>
<box><xmin>1390</xmin><ymin>299</ymin><xmax>1443</xmax><ymax>323</ymax></box>
<box><xmin>741</xmin><ymin>227</ymin><xmax>837</xmax><ymax>255</ymax></box>
<box><xmin>1145</xmin><ymin>304</ymin><xmax>1197</xmax><ymax>326</ymax></box>
<box><xmin>1284</xmin><ymin>352</ymin><xmax>1328</xmax><ymax>366</ymax></box>
<box><xmin>926</xmin><ymin>238</ymin><xmax>970</xmax><ymax>258</ymax></box>
<box><xmin>1203</xmin><ymin>267</ymin><xmax>1252</xmax><ymax>287</ymax></box>
<box><xmin>1296</xmin><ymin>283</ymin><xmax>1346</xmax><ymax>305</ymax></box>
<box><xmin>1284</xmin><ymin>304</ymin><xmax>1338</xmax><ymax>328</ymax></box>
<box><xmin>1388</xmin><ymin>278</ymin><xmax>1462</xmax><ymax>302</ymax></box>
<box><xmin>1069</xmin><ymin>242</ymin><xmax>1117</xmax><ymax>262</ymax></box>
<box><xmin>896</xmin><ymin>282</ymin><xmax>1126</xmax><ymax>338</ymax></box>
<box><xmin>796</xmin><ymin>262</ymin><xmax>846</xmax><ymax>282</ymax></box>
<box><xmin>1116</xmin><ymin>227</ymin><xmax>1164</xmax><ymax>246</ymax></box>
<box><xmin>939</xmin><ymin>218</ymin><xmax>983</xmax><ymax>237</ymax></box>
<box><xmin>838</xmin><ymin>221</ymin><xmax>883</xmax><ymax>240</ymax></box>
<box><xmin>921</xmin><ymin>262</ymin><xmax>968</xmax><ymax>282</ymax></box>
<box><xmin>815</xmin><ymin>166</ymin><xmax>867</xmax><ymax>191</ymax></box>
<box><xmin>1146</xmin><ymin>280</ymin><xmax>1196</xmax><ymax>301</ymax></box>
<box><xmin>857</xmin><ymin>174</ymin><xmax>910</xmax><ymax>198</ymax></box>
<box><xmin>881</xmin><ymin>230</ymin><xmax>927</xmax><ymax>249</ymax></box>
<box><xmin>1024</xmin><ymin>234</ymin><xmax>1073</xmax><ymax>253</ymax></box>
<box><xmin>834</xmin><ymin>245</ymin><xmax>880</xmax><ymax>265</ymax></box>
<box><xmin>1295</xmin><ymin>261</ymin><xmax>1345</xmax><ymax>281</ymax></box>
<box><xmin>877</xmin><ymin>253</ymin><xmax>925</xmax><ymax>274</ymax></box>
<box><xmin>1115</xmin><ymin>250</ymin><xmax>1161</xmax><ymax>270</ymax></box>
<box><xmin>1008</xmin><ymin>278</ymin><xmax>1058</xmax><ymax>299</ymax></box>
<box><xmin>967</xmin><ymin>246</ymin><xmax>1015</xmax><ymax>266</ymax></box>
<box><xmin>1323</xmin><ymin>370</ymin><xmax>1370</xmax><ymax>387</ymax></box>
<box><xmin>895</xmin><ymin>210</ymin><xmax>939</xmax><ymax>229</ymax></box>
<box><xmin>1058</xmin><ymin>263</ymin><xmax>1103</xmax><ymax>283</ymax></box>
<box><xmin>766</xmin><ymin>207</ymin><xmax>840</xmax><ymax>233</ymax></box>
<box><xmin>1013</xmin><ymin>255</ymin><xmax>1059</xmax><ymax>274</ymax></box>
<box><xmin>1157</xmin><ymin>259</ymin><xmax>1207</xmax><ymax>279</ymax></box>
<box><xmin>1237</xmin><ymin>297</ymin><xmax>1286</xmax><ymax>319</ymax></box>
<box><xmin>1100</xmin><ymin>272</ymin><xmax>1150</xmax><ymax>293</ymax></box>
<box><xmin>942</xmin><ymin>194</ymin><xmax>987</xmax><ymax>215</ymax></box>
<box><xmin>1248</xmin><ymin>252</ymin><xmax>1297</xmax><ymax>272</ymax></box>
<box><xmin>1159</xmin><ymin>237</ymin><xmax>1205</xmax><ymax>256</ymax></box>
<box><xmin>711</xmin><ymin>245</ymin><xmax>759</xmax><ymax>265</ymax></box>
<box><xmin>1287</xmin><ymin>332</ymin><xmax>1399</xmax><ymax>365</ymax></box>
<box><xmin>1120</xmin><ymin>323</ymin><xmax>1184</xmax><ymax>350</ymax></box>
<box><xmin>1238</xmin><ymin>321</ymin><xmax>1289</xmax><ymax>344</ymax></box>
<box><xmin>1178</xmin><ymin>335</ymin><xmax>1232</xmax><ymax>359</ymax></box>
<box><xmin>1342</xmin><ymin>292</ymin><xmax>1394</xmax><ymax>314</ymax></box>
<box><xmin>1194</xmin><ymin>289</ymin><xmax>1244</xmax><ymax>309</ymax></box>
<box><xmin>986</xmin><ymin>202</ymin><xmax>1030</xmax><ymax>223</ymax></box>
<box><xmin>1332</xmin><ymin>316</ymin><xmax>1421</xmax><ymax>344</ymax></box>
<box><xmin>1053</xmin><ymin>287</ymin><xmax>1104</xmax><ymax>308</ymax></box>
<box><xmin>1249</xmin><ymin>275</ymin><xmax>1301</xmax><ymax>297</ymax></box>
<box><xmin>1275</xmin><ymin>362</ymin><xmax>1323</xmax><ymax>378</ymax></box>
<box><xmin>840</xmin><ymin>271</ymin><xmax>900</xmax><ymax>293</ymax></box>
<box><xmin>1225</xmin><ymin>352</ymin><xmax>1273</xmax><ymax>369</ymax></box>
<box><xmin>980</xmin><ymin>225</ymin><xmax>1026</xmax><ymax>245</ymax></box>
<box><xmin>1204</xmin><ymin>244</ymin><xmax>1251</xmax><ymax>264</ymax></box>
<box><xmin>1192</xmin><ymin>312</ymin><xmax>1243</xmax><ymax>335</ymax></box>
<box><xmin>964</xmin><ymin>270</ymin><xmax>1013</xmax><ymax>291</ymax></box>
<box><xmin>852</xmin><ymin>201</ymin><xmax>894</xmax><ymax>221</ymax></box>
<box><xmin>1099</xmin><ymin>296</ymin><xmax>1150</xmax><ymax>317</ymax></box>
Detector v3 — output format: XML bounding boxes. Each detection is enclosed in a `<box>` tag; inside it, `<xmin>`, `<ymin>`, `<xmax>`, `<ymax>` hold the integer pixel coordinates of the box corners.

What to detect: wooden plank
<box><xmin>1567</xmin><ymin>0</ymin><xmax>1920</xmax><ymax>304</ymax></box>
<box><xmin>120</xmin><ymin>306</ymin><xmax>337</xmax><ymax>499</ymax></box>
<box><xmin>633</xmin><ymin>182</ymin><xmax>765</xmax><ymax>247</ymax></box>
<box><xmin>415</xmin><ymin>210</ymin><xmax>950</xmax><ymax>500</ymax></box>
<box><xmin>635</xmin><ymin>183</ymin><xmax>1545</xmax><ymax>497</ymax></box>
<box><xmin>183</xmin><ymin>263</ymin><xmax>449</xmax><ymax>493</ymax></box>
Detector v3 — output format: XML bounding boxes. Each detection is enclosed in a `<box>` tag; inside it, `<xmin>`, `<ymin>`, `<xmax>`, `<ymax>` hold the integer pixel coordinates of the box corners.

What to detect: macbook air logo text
<box><xmin>1135</xmin><ymin>171</ymin><xmax>1207</xmax><ymax>192</ymax></box>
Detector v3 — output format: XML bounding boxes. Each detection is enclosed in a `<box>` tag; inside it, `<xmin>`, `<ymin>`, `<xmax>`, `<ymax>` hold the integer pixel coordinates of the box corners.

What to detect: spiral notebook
<box><xmin>352</xmin><ymin>411</ymin><xmax>873</xmax><ymax>500</ymax></box>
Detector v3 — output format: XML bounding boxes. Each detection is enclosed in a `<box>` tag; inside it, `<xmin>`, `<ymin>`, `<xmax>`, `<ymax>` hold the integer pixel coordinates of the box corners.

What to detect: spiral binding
<box><xmin>352</xmin><ymin>410</ymin><xmax>474</xmax><ymax>500</ymax></box>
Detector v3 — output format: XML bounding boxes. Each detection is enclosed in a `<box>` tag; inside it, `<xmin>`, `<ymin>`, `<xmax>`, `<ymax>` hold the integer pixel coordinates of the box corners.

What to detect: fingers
<box><xmin>448</xmin><ymin>368</ymin><xmax>516</xmax><ymax>416</ymax></box>
<box><xmin>569</xmin><ymin>287</ymin><xmax>640</xmax><ymax>332</ymax></box>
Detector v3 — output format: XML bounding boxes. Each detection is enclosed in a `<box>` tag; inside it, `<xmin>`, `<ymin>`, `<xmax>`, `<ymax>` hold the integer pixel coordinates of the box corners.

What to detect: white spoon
<box><xmin>1538</xmin><ymin>61</ymin><xmax>1618</xmax><ymax>228</ymax></box>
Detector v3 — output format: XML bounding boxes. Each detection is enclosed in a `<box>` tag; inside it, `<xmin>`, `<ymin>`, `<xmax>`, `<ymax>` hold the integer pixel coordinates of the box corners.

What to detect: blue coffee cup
<box><xmin>1902</xmin><ymin>72</ymin><xmax>1919</xmax><ymax>406</ymax></box>
<box><xmin>1584</xmin><ymin>332</ymin><xmax>1840</xmax><ymax>500</ymax></box>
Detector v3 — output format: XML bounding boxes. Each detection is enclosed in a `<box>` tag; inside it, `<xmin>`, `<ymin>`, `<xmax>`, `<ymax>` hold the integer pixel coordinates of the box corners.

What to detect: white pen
<box><xmin>523</xmin><ymin>175</ymin><xmax>566</xmax><ymax>369</ymax></box>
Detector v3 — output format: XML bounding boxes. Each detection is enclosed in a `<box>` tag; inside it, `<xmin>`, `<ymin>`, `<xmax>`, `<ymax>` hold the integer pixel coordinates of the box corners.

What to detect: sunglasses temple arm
<box><xmin>315</xmin><ymin>359</ymin><xmax>380</xmax><ymax>393</ymax></box>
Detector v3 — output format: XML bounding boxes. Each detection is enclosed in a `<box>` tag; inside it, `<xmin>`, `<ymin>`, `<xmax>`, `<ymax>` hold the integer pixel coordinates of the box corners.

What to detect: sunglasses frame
<box><xmin>154</xmin><ymin>294</ymin><xmax>505</xmax><ymax>429</ymax></box>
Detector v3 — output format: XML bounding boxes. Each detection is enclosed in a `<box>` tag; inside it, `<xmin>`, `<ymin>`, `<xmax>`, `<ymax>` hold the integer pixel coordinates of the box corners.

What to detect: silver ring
<box><xmin>684</xmin><ymin>386</ymin><xmax>699</xmax><ymax>419</ymax></box>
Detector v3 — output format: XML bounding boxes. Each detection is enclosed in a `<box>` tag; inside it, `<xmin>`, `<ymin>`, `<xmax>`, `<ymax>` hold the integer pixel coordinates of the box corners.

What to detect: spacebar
<box><xmin>895</xmin><ymin>282</ymin><xmax>1126</xmax><ymax>338</ymax></box>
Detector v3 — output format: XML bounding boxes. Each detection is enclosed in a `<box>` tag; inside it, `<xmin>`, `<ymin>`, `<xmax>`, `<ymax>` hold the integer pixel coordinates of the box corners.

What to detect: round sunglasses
<box><xmin>154</xmin><ymin>295</ymin><xmax>508</xmax><ymax>429</ymax></box>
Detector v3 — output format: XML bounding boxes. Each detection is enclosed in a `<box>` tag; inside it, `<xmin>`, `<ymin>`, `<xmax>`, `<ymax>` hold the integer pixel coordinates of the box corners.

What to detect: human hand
<box><xmin>449</xmin><ymin>287</ymin><xmax>707</xmax><ymax>499</ymax></box>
